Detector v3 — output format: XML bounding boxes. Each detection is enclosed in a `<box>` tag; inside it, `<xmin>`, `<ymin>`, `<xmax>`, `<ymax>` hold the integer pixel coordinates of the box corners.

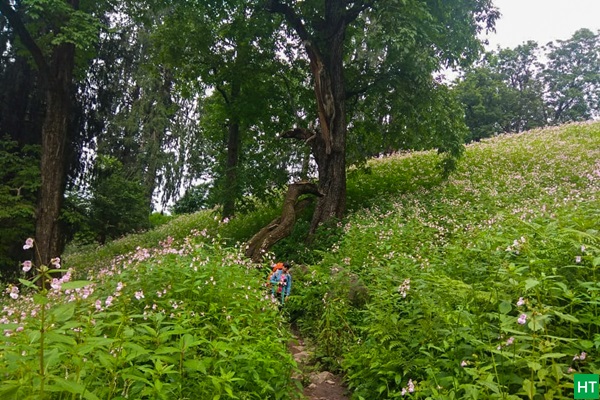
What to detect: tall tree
<box><xmin>542</xmin><ymin>28</ymin><xmax>600</xmax><ymax>123</ymax></box>
<box><xmin>244</xmin><ymin>0</ymin><xmax>498</xmax><ymax>259</ymax></box>
<box><xmin>153</xmin><ymin>0</ymin><xmax>310</xmax><ymax>218</ymax></box>
<box><xmin>454</xmin><ymin>42</ymin><xmax>546</xmax><ymax>141</ymax></box>
<box><xmin>0</xmin><ymin>0</ymin><xmax>102</xmax><ymax>264</ymax></box>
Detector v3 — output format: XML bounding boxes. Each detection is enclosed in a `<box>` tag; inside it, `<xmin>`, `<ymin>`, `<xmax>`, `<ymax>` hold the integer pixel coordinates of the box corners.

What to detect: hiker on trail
<box><xmin>269</xmin><ymin>262</ymin><xmax>292</xmax><ymax>304</ymax></box>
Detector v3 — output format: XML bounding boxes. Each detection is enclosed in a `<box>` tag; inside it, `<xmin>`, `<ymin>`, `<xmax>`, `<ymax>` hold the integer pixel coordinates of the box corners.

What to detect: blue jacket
<box><xmin>270</xmin><ymin>269</ymin><xmax>292</xmax><ymax>296</ymax></box>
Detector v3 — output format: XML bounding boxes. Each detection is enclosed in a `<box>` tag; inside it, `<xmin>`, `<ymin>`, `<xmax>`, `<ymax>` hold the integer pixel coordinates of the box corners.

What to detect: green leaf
<box><xmin>552</xmin><ymin>310</ymin><xmax>579</xmax><ymax>323</ymax></box>
<box><xmin>33</xmin><ymin>293</ymin><xmax>49</xmax><ymax>305</ymax></box>
<box><xmin>50</xmin><ymin>303</ymin><xmax>76</xmax><ymax>322</ymax></box>
<box><xmin>45</xmin><ymin>331</ymin><xmax>77</xmax><ymax>346</ymax></box>
<box><xmin>525</xmin><ymin>278</ymin><xmax>540</xmax><ymax>291</ymax></box>
<box><xmin>523</xmin><ymin>379</ymin><xmax>536</xmax><ymax>398</ymax></box>
<box><xmin>527</xmin><ymin>361</ymin><xmax>541</xmax><ymax>371</ymax></box>
<box><xmin>52</xmin><ymin>377</ymin><xmax>100</xmax><ymax>400</ymax></box>
<box><xmin>527</xmin><ymin>314</ymin><xmax>548</xmax><ymax>331</ymax></box>
<box><xmin>499</xmin><ymin>301</ymin><xmax>512</xmax><ymax>314</ymax></box>
<box><xmin>18</xmin><ymin>278</ymin><xmax>37</xmax><ymax>289</ymax></box>
<box><xmin>61</xmin><ymin>280</ymin><xmax>92</xmax><ymax>290</ymax></box>
<box><xmin>539</xmin><ymin>353</ymin><xmax>566</xmax><ymax>359</ymax></box>
<box><xmin>184</xmin><ymin>359</ymin><xmax>208</xmax><ymax>374</ymax></box>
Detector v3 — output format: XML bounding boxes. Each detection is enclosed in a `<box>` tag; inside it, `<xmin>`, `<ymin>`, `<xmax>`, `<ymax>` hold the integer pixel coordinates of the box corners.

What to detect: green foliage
<box><xmin>171</xmin><ymin>184</ymin><xmax>212</xmax><ymax>215</ymax></box>
<box><xmin>455</xmin><ymin>29</ymin><xmax>600</xmax><ymax>141</ymax></box>
<box><xmin>0</xmin><ymin>234</ymin><xmax>297</xmax><ymax>399</ymax></box>
<box><xmin>542</xmin><ymin>28</ymin><xmax>600</xmax><ymax>124</ymax></box>
<box><xmin>293</xmin><ymin>122</ymin><xmax>600</xmax><ymax>398</ymax></box>
<box><xmin>148</xmin><ymin>212</ymin><xmax>174</xmax><ymax>229</ymax></box>
<box><xmin>5</xmin><ymin>118</ymin><xmax>600</xmax><ymax>399</ymax></box>
<box><xmin>88</xmin><ymin>155</ymin><xmax>150</xmax><ymax>244</ymax></box>
<box><xmin>0</xmin><ymin>139</ymin><xmax>40</xmax><ymax>276</ymax></box>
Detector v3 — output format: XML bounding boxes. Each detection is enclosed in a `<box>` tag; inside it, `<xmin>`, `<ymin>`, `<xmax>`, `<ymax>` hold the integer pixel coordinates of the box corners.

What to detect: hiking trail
<box><xmin>289</xmin><ymin>330</ymin><xmax>349</xmax><ymax>400</ymax></box>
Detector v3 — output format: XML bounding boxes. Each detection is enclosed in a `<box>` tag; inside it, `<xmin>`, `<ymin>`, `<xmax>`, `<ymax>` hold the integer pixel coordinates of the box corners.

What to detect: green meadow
<box><xmin>1</xmin><ymin>121</ymin><xmax>599</xmax><ymax>399</ymax></box>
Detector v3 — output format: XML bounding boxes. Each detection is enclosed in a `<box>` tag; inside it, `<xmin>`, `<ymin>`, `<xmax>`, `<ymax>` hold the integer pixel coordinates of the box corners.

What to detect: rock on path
<box><xmin>289</xmin><ymin>336</ymin><xmax>349</xmax><ymax>400</ymax></box>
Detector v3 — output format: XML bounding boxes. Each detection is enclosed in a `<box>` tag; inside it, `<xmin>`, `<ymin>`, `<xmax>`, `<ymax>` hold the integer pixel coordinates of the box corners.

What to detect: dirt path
<box><xmin>289</xmin><ymin>334</ymin><xmax>350</xmax><ymax>400</ymax></box>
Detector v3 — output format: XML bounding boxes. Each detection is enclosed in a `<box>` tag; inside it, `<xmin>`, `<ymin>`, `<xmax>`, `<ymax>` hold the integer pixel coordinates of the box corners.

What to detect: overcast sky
<box><xmin>482</xmin><ymin>0</ymin><xmax>600</xmax><ymax>49</ymax></box>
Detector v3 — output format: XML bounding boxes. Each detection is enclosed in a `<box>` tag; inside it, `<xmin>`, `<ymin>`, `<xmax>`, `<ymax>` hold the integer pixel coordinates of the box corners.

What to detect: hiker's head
<box><xmin>283</xmin><ymin>262</ymin><xmax>290</xmax><ymax>271</ymax></box>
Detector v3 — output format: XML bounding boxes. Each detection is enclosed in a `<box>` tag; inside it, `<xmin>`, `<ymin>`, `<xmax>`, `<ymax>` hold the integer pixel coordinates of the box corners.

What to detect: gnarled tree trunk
<box><xmin>245</xmin><ymin>182</ymin><xmax>322</xmax><ymax>261</ymax></box>
<box><xmin>247</xmin><ymin>0</ymin><xmax>349</xmax><ymax>258</ymax></box>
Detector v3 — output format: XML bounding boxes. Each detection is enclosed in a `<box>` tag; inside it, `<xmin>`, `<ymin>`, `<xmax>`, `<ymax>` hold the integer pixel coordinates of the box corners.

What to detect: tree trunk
<box><xmin>303</xmin><ymin>3</ymin><xmax>347</xmax><ymax>234</ymax></box>
<box><xmin>246</xmin><ymin>0</ymin><xmax>349</xmax><ymax>256</ymax></box>
<box><xmin>36</xmin><ymin>83</ymin><xmax>71</xmax><ymax>265</ymax></box>
<box><xmin>223</xmin><ymin>118</ymin><xmax>241</xmax><ymax>219</ymax></box>
<box><xmin>0</xmin><ymin>1</ymin><xmax>77</xmax><ymax>265</ymax></box>
<box><xmin>245</xmin><ymin>182</ymin><xmax>322</xmax><ymax>261</ymax></box>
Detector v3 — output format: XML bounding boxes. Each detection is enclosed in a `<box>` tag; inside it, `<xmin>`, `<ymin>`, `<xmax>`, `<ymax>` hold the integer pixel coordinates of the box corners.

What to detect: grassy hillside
<box><xmin>1</xmin><ymin>121</ymin><xmax>599</xmax><ymax>399</ymax></box>
<box><xmin>290</xmin><ymin>121</ymin><xmax>600</xmax><ymax>399</ymax></box>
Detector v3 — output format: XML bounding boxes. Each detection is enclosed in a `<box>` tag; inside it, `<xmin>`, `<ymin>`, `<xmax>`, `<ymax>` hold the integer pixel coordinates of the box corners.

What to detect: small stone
<box><xmin>309</xmin><ymin>371</ymin><xmax>335</xmax><ymax>385</ymax></box>
<box><xmin>325</xmin><ymin>379</ymin><xmax>335</xmax><ymax>385</ymax></box>
<box><xmin>293</xmin><ymin>351</ymin><xmax>310</xmax><ymax>363</ymax></box>
<box><xmin>308</xmin><ymin>383</ymin><xmax>317</xmax><ymax>389</ymax></box>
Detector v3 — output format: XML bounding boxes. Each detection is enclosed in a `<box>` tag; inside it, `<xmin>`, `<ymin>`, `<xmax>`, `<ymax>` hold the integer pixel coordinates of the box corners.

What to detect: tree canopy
<box><xmin>2</xmin><ymin>0</ymin><xmax>598</xmax><ymax>269</ymax></box>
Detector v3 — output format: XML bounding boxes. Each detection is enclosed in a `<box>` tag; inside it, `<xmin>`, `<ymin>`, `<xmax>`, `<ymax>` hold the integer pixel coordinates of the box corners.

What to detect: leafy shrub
<box><xmin>0</xmin><ymin>234</ymin><xmax>298</xmax><ymax>399</ymax></box>
<box><xmin>296</xmin><ymin>122</ymin><xmax>600</xmax><ymax>399</ymax></box>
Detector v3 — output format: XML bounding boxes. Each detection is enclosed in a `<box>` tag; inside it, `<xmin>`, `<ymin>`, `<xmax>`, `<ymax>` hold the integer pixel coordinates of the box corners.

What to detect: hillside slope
<box><xmin>1</xmin><ymin>121</ymin><xmax>599</xmax><ymax>399</ymax></box>
<box><xmin>290</xmin><ymin>121</ymin><xmax>600</xmax><ymax>399</ymax></box>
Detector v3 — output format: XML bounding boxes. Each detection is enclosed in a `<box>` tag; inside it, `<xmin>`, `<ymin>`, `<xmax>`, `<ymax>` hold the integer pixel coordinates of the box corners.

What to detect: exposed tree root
<box><xmin>245</xmin><ymin>181</ymin><xmax>322</xmax><ymax>262</ymax></box>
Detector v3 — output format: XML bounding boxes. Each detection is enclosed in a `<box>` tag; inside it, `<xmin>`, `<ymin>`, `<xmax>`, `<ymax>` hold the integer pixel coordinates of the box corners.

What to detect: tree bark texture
<box><xmin>267</xmin><ymin>0</ymin><xmax>349</xmax><ymax>239</ymax></box>
<box><xmin>223</xmin><ymin>118</ymin><xmax>241</xmax><ymax>219</ymax></box>
<box><xmin>245</xmin><ymin>182</ymin><xmax>322</xmax><ymax>262</ymax></box>
<box><xmin>36</xmin><ymin>43</ymin><xmax>74</xmax><ymax>265</ymax></box>
<box><xmin>0</xmin><ymin>0</ymin><xmax>77</xmax><ymax>264</ymax></box>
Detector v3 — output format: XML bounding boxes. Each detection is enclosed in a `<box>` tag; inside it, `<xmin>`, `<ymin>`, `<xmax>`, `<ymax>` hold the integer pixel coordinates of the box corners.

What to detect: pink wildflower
<box><xmin>516</xmin><ymin>297</ymin><xmax>525</xmax><ymax>306</ymax></box>
<box><xmin>51</xmin><ymin>257</ymin><xmax>61</xmax><ymax>268</ymax></box>
<box><xmin>8</xmin><ymin>286</ymin><xmax>19</xmax><ymax>299</ymax></box>
<box><xmin>22</xmin><ymin>260</ymin><xmax>32</xmax><ymax>272</ymax></box>
<box><xmin>407</xmin><ymin>379</ymin><xmax>415</xmax><ymax>393</ymax></box>
<box><xmin>517</xmin><ymin>314</ymin><xmax>527</xmax><ymax>325</ymax></box>
<box><xmin>398</xmin><ymin>279</ymin><xmax>410</xmax><ymax>298</ymax></box>
<box><xmin>50</xmin><ymin>278</ymin><xmax>61</xmax><ymax>291</ymax></box>
<box><xmin>23</xmin><ymin>238</ymin><xmax>34</xmax><ymax>250</ymax></box>
<box><xmin>134</xmin><ymin>290</ymin><xmax>144</xmax><ymax>300</ymax></box>
<box><xmin>105</xmin><ymin>296</ymin><xmax>113</xmax><ymax>307</ymax></box>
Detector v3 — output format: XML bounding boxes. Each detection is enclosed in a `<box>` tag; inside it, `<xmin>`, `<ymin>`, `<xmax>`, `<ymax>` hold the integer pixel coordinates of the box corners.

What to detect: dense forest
<box><xmin>1</xmin><ymin>0</ymin><xmax>599</xmax><ymax>275</ymax></box>
<box><xmin>1</xmin><ymin>0</ymin><xmax>600</xmax><ymax>398</ymax></box>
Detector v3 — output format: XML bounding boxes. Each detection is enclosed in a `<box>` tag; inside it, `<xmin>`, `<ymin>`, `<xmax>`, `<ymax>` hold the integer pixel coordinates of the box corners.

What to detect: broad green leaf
<box><xmin>525</xmin><ymin>278</ymin><xmax>540</xmax><ymax>291</ymax></box>
<box><xmin>33</xmin><ymin>293</ymin><xmax>49</xmax><ymax>305</ymax></box>
<box><xmin>527</xmin><ymin>361</ymin><xmax>541</xmax><ymax>371</ymax></box>
<box><xmin>522</xmin><ymin>379</ymin><xmax>536</xmax><ymax>398</ymax></box>
<box><xmin>61</xmin><ymin>280</ymin><xmax>92</xmax><ymax>290</ymax></box>
<box><xmin>45</xmin><ymin>331</ymin><xmax>77</xmax><ymax>346</ymax></box>
<box><xmin>499</xmin><ymin>301</ymin><xmax>512</xmax><ymax>314</ymax></box>
<box><xmin>50</xmin><ymin>303</ymin><xmax>76</xmax><ymax>322</ymax></box>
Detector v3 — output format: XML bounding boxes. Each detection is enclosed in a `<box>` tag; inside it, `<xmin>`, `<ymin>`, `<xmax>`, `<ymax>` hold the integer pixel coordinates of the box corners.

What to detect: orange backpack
<box><xmin>267</xmin><ymin>263</ymin><xmax>284</xmax><ymax>285</ymax></box>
